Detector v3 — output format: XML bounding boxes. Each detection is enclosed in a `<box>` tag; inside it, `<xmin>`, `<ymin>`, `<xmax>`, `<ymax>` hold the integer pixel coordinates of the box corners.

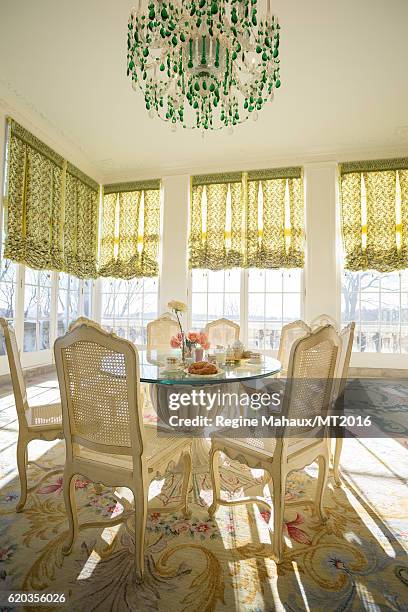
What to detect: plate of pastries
<box><xmin>185</xmin><ymin>361</ymin><xmax>224</xmax><ymax>377</ymax></box>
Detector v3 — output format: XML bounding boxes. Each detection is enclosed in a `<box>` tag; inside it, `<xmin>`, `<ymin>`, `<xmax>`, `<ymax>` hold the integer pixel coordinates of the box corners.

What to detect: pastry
<box><xmin>188</xmin><ymin>361</ymin><xmax>218</xmax><ymax>375</ymax></box>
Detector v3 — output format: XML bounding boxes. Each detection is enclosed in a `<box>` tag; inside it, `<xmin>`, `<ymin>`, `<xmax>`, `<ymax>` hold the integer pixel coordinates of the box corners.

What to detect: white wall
<box><xmin>303</xmin><ymin>162</ymin><xmax>340</xmax><ymax>323</ymax></box>
<box><xmin>158</xmin><ymin>175</ymin><xmax>190</xmax><ymax>313</ymax></box>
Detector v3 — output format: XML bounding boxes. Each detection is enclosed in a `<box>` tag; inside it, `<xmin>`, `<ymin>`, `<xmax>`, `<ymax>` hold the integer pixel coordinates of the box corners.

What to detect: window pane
<box><xmin>128</xmin><ymin>291</ymin><xmax>143</xmax><ymax>319</ymax></box>
<box><xmin>248</xmin><ymin>269</ymin><xmax>265</xmax><ymax>292</ymax></box>
<box><xmin>283</xmin><ymin>269</ymin><xmax>302</xmax><ymax>292</ymax></box>
<box><xmin>248</xmin><ymin>322</ymin><xmax>265</xmax><ymax>350</ymax></box>
<box><xmin>266</xmin><ymin>269</ymin><xmax>283</xmax><ymax>292</ymax></box>
<box><xmin>265</xmin><ymin>294</ymin><xmax>282</xmax><ymax>321</ymax></box>
<box><xmin>282</xmin><ymin>293</ymin><xmax>301</xmax><ymax>321</ymax></box>
<box><xmin>115</xmin><ymin>294</ymin><xmax>129</xmax><ymax>319</ymax></box>
<box><xmin>224</xmin><ymin>293</ymin><xmax>240</xmax><ymax>321</ymax></box>
<box><xmin>192</xmin><ymin>269</ymin><xmax>207</xmax><ymax>292</ymax></box>
<box><xmin>142</xmin><ymin>293</ymin><xmax>157</xmax><ymax>320</ymax></box>
<box><xmin>208</xmin><ymin>293</ymin><xmax>224</xmax><ymax>319</ymax></box>
<box><xmin>192</xmin><ymin>293</ymin><xmax>207</xmax><ymax>323</ymax></box>
<box><xmin>248</xmin><ymin>294</ymin><xmax>264</xmax><ymax>320</ymax></box>
<box><xmin>381</xmin><ymin>272</ymin><xmax>400</xmax><ymax>292</ymax></box>
<box><xmin>102</xmin><ymin>294</ymin><xmax>115</xmax><ymax>319</ymax></box>
<box><xmin>224</xmin><ymin>269</ymin><xmax>241</xmax><ymax>292</ymax></box>
<box><xmin>23</xmin><ymin>321</ymin><xmax>37</xmax><ymax>352</ymax></box>
<box><xmin>207</xmin><ymin>270</ymin><xmax>224</xmax><ymax>293</ymax></box>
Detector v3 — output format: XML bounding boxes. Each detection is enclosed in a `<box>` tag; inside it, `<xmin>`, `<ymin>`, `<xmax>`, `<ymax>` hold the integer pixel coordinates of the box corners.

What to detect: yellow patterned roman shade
<box><xmin>63</xmin><ymin>163</ymin><xmax>99</xmax><ymax>277</ymax></box>
<box><xmin>189</xmin><ymin>167</ymin><xmax>304</xmax><ymax>270</ymax></box>
<box><xmin>99</xmin><ymin>180</ymin><xmax>161</xmax><ymax>279</ymax></box>
<box><xmin>340</xmin><ymin>158</ymin><xmax>408</xmax><ymax>272</ymax></box>
<box><xmin>4</xmin><ymin>118</ymin><xmax>99</xmax><ymax>278</ymax></box>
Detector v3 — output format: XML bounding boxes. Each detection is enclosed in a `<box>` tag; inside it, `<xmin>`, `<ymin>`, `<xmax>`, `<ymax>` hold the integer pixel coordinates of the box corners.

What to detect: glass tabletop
<box><xmin>139</xmin><ymin>349</ymin><xmax>281</xmax><ymax>385</ymax></box>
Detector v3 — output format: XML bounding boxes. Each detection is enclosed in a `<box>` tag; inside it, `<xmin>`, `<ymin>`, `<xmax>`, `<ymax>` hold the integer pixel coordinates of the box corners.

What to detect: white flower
<box><xmin>168</xmin><ymin>300</ymin><xmax>187</xmax><ymax>313</ymax></box>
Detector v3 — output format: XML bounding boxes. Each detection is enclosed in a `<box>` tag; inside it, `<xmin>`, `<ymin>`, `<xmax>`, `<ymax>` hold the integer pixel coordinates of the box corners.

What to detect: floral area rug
<box><xmin>0</xmin><ymin>376</ymin><xmax>407</xmax><ymax>611</ymax></box>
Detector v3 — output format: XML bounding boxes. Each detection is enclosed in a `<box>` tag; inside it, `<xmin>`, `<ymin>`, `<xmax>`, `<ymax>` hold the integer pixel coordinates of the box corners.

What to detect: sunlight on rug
<box><xmin>0</xmin><ymin>377</ymin><xmax>407</xmax><ymax>611</ymax></box>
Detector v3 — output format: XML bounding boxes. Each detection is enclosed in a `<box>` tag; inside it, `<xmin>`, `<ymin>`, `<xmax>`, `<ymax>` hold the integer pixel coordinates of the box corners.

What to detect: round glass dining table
<box><xmin>139</xmin><ymin>349</ymin><xmax>281</xmax><ymax>385</ymax></box>
<box><xmin>140</xmin><ymin>350</ymin><xmax>281</xmax><ymax>472</ymax></box>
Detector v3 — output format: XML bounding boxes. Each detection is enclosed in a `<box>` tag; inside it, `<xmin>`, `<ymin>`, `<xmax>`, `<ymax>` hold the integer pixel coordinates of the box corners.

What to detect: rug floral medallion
<box><xmin>0</xmin><ymin>429</ymin><xmax>407</xmax><ymax>612</ymax></box>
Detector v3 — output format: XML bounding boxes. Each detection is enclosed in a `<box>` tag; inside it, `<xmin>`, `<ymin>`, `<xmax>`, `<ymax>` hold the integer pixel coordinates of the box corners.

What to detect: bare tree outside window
<box><xmin>342</xmin><ymin>270</ymin><xmax>408</xmax><ymax>353</ymax></box>
<box><xmin>101</xmin><ymin>277</ymin><xmax>158</xmax><ymax>346</ymax></box>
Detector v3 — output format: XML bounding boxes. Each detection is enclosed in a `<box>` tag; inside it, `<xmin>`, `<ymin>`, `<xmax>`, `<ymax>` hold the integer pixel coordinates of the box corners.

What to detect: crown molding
<box><xmin>0</xmin><ymin>83</ymin><xmax>103</xmax><ymax>183</ymax></box>
<box><xmin>100</xmin><ymin>143</ymin><xmax>408</xmax><ymax>183</ymax></box>
<box><xmin>2</xmin><ymin>79</ymin><xmax>408</xmax><ymax>184</ymax></box>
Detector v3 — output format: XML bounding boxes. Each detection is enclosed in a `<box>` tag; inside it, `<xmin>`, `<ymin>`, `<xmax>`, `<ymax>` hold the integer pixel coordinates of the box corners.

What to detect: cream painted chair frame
<box><xmin>310</xmin><ymin>314</ymin><xmax>340</xmax><ymax>332</ymax></box>
<box><xmin>332</xmin><ymin>322</ymin><xmax>355</xmax><ymax>486</ymax></box>
<box><xmin>0</xmin><ymin>318</ymin><xmax>63</xmax><ymax>512</ymax></box>
<box><xmin>54</xmin><ymin>320</ymin><xmax>192</xmax><ymax>582</ymax></box>
<box><xmin>146</xmin><ymin>313</ymin><xmax>180</xmax><ymax>364</ymax></box>
<box><xmin>209</xmin><ymin>326</ymin><xmax>340</xmax><ymax>563</ymax></box>
<box><xmin>204</xmin><ymin>318</ymin><xmax>240</xmax><ymax>348</ymax></box>
<box><xmin>277</xmin><ymin>320</ymin><xmax>311</xmax><ymax>375</ymax></box>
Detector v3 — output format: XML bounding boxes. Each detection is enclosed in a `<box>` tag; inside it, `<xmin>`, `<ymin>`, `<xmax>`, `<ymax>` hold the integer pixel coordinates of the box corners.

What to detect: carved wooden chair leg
<box><xmin>133</xmin><ymin>488</ymin><xmax>148</xmax><ymax>583</ymax></box>
<box><xmin>62</xmin><ymin>472</ymin><xmax>79</xmax><ymax>555</ymax></box>
<box><xmin>181</xmin><ymin>450</ymin><xmax>192</xmax><ymax>518</ymax></box>
<box><xmin>333</xmin><ymin>438</ymin><xmax>343</xmax><ymax>487</ymax></box>
<box><xmin>16</xmin><ymin>439</ymin><xmax>28</xmax><ymax>512</ymax></box>
<box><xmin>269</xmin><ymin>467</ymin><xmax>286</xmax><ymax>564</ymax></box>
<box><xmin>315</xmin><ymin>453</ymin><xmax>329</xmax><ymax>523</ymax></box>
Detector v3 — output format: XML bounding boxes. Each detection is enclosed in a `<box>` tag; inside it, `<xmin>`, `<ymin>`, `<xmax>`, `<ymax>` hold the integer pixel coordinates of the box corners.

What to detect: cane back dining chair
<box><xmin>204</xmin><ymin>318</ymin><xmax>240</xmax><ymax>348</ymax></box>
<box><xmin>331</xmin><ymin>322</ymin><xmax>355</xmax><ymax>486</ymax></box>
<box><xmin>54</xmin><ymin>320</ymin><xmax>192</xmax><ymax>582</ymax></box>
<box><xmin>146</xmin><ymin>313</ymin><xmax>179</xmax><ymax>363</ymax></box>
<box><xmin>277</xmin><ymin>320</ymin><xmax>311</xmax><ymax>375</ymax></box>
<box><xmin>0</xmin><ymin>318</ymin><xmax>63</xmax><ymax>512</ymax></box>
<box><xmin>209</xmin><ymin>325</ymin><xmax>341</xmax><ymax>563</ymax></box>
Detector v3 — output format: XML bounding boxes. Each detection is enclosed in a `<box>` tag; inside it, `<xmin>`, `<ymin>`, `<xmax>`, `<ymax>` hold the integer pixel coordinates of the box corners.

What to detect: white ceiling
<box><xmin>1</xmin><ymin>0</ymin><xmax>408</xmax><ymax>183</ymax></box>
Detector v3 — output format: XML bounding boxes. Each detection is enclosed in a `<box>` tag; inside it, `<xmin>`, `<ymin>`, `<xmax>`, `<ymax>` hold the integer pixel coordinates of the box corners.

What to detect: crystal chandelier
<box><xmin>127</xmin><ymin>0</ymin><xmax>281</xmax><ymax>131</ymax></box>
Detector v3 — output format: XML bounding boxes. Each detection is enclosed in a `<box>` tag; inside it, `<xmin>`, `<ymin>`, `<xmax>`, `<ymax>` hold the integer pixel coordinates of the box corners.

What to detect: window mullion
<box><xmin>15</xmin><ymin>263</ymin><xmax>25</xmax><ymax>351</ymax></box>
<box><xmin>241</xmin><ymin>268</ymin><xmax>248</xmax><ymax>346</ymax></box>
<box><xmin>50</xmin><ymin>271</ymin><xmax>59</xmax><ymax>349</ymax></box>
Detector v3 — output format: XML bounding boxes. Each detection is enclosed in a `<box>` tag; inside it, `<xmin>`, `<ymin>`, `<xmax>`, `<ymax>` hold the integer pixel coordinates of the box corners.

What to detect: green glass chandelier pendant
<box><xmin>127</xmin><ymin>0</ymin><xmax>281</xmax><ymax>131</ymax></box>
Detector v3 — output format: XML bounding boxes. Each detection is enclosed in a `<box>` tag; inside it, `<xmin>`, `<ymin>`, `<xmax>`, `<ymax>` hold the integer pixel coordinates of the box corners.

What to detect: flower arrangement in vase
<box><xmin>168</xmin><ymin>301</ymin><xmax>210</xmax><ymax>363</ymax></box>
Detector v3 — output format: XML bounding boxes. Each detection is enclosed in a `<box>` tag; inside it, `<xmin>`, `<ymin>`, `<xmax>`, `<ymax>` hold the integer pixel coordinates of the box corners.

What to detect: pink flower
<box><xmin>198</xmin><ymin>332</ymin><xmax>209</xmax><ymax>346</ymax></box>
<box><xmin>187</xmin><ymin>331</ymin><xmax>200</xmax><ymax>344</ymax></box>
<box><xmin>172</xmin><ymin>520</ymin><xmax>190</xmax><ymax>534</ymax></box>
<box><xmin>285</xmin><ymin>513</ymin><xmax>312</xmax><ymax>545</ymax></box>
<box><xmin>170</xmin><ymin>335</ymin><xmax>181</xmax><ymax>348</ymax></box>
<box><xmin>260</xmin><ymin>510</ymin><xmax>271</xmax><ymax>523</ymax></box>
<box><xmin>195</xmin><ymin>522</ymin><xmax>210</xmax><ymax>533</ymax></box>
<box><xmin>37</xmin><ymin>476</ymin><xmax>63</xmax><ymax>495</ymax></box>
<box><xmin>37</xmin><ymin>476</ymin><xmax>89</xmax><ymax>495</ymax></box>
<box><xmin>75</xmin><ymin>478</ymin><xmax>90</xmax><ymax>489</ymax></box>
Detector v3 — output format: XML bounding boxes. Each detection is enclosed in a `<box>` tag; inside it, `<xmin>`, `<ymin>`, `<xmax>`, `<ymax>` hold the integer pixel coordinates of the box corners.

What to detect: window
<box><xmin>100</xmin><ymin>277</ymin><xmax>158</xmax><ymax>346</ymax></box>
<box><xmin>342</xmin><ymin>270</ymin><xmax>408</xmax><ymax>353</ymax></box>
<box><xmin>23</xmin><ymin>269</ymin><xmax>52</xmax><ymax>352</ymax></box>
<box><xmin>247</xmin><ymin>268</ymin><xmax>303</xmax><ymax>351</ymax></box>
<box><xmin>190</xmin><ymin>268</ymin><xmax>303</xmax><ymax>352</ymax></box>
<box><xmin>191</xmin><ymin>269</ymin><xmax>241</xmax><ymax>330</ymax></box>
<box><xmin>57</xmin><ymin>273</ymin><xmax>93</xmax><ymax>336</ymax></box>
